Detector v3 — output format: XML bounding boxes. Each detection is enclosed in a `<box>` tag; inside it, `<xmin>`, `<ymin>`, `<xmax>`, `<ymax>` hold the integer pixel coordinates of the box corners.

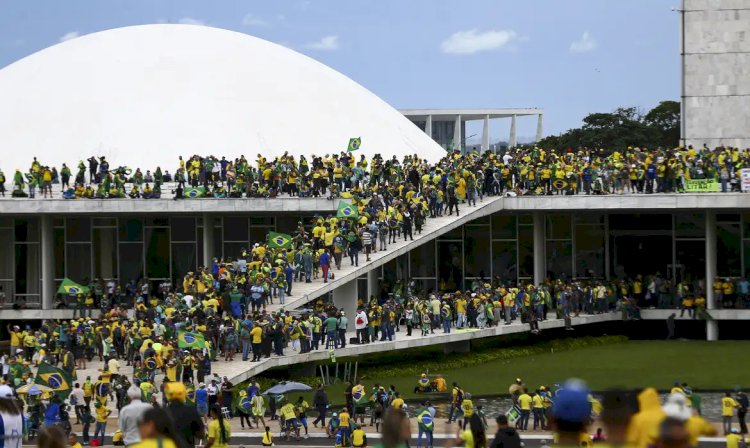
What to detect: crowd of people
<box><xmin>1</xmin><ymin>144</ymin><xmax>749</xmax><ymax>200</ymax></box>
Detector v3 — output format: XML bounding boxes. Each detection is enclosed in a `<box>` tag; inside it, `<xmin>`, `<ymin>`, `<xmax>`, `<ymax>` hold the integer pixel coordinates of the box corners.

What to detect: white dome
<box><xmin>0</xmin><ymin>24</ymin><xmax>445</xmax><ymax>173</ymax></box>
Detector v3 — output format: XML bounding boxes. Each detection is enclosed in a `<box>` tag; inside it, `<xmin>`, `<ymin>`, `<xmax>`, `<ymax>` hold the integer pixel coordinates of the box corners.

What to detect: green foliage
<box><xmin>538</xmin><ymin>101</ymin><xmax>680</xmax><ymax>151</ymax></box>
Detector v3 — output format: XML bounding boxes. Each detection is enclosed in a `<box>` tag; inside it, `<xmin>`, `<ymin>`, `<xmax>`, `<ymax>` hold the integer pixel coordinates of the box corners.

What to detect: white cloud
<box><xmin>440</xmin><ymin>29</ymin><xmax>517</xmax><ymax>55</ymax></box>
<box><xmin>177</xmin><ymin>17</ymin><xmax>206</xmax><ymax>26</ymax></box>
<box><xmin>59</xmin><ymin>31</ymin><xmax>79</xmax><ymax>43</ymax></box>
<box><xmin>242</xmin><ymin>14</ymin><xmax>269</xmax><ymax>27</ymax></box>
<box><xmin>570</xmin><ymin>32</ymin><xmax>597</xmax><ymax>53</ymax></box>
<box><xmin>304</xmin><ymin>35</ymin><xmax>339</xmax><ymax>51</ymax></box>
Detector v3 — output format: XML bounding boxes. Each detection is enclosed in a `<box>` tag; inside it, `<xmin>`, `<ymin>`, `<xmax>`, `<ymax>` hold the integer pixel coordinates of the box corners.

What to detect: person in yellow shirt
<box><xmin>68</xmin><ymin>433</ymin><xmax>83</xmax><ymax>448</ymax></box>
<box><xmin>723</xmin><ymin>392</ymin><xmax>739</xmax><ymax>435</ymax></box>
<box><xmin>460</xmin><ymin>392</ymin><xmax>474</xmax><ymax>430</ymax></box>
<box><xmin>280</xmin><ymin>401</ymin><xmax>301</xmax><ymax>441</ymax></box>
<box><xmin>726</xmin><ymin>429</ymin><xmax>745</xmax><ymax>448</ymax></box>
<box><xmin>391</xmin><ymin>393</ymin><xmax>405</xmax><ymax>410</ymax></box>
<box><xmin>250</xmin><ymin>324</ymin><xmax>263</xmax><ymax>362</ymax></box>
<box><xmin>517</xmin><ymin>389</ymin><xmax>532</xmax><ymax>431</ymax></box>
<box><xmin>207</xmin><ymin>405</ymin><xmax>231</xmax><ymax>448</ymax></box>
<box><xmin>532</xmin><ymin>391</ymin><xmax>546</xmax><ymax>430</ymax></box>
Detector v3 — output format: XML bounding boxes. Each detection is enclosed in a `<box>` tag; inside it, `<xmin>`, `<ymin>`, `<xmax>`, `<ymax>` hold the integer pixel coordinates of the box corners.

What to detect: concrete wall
<box><xmin>683</xmin><ymin>0</ymin><xmax>750</xmax><ymax>148</ymax></box>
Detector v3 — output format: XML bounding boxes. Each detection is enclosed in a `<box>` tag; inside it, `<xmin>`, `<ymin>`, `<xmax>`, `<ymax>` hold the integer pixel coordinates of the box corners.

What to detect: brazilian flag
<box><xmin>35</xmin><ymin>362</ymin><xmax>72</xmax><ymax>399</ymax></box>
<box><xmin>347</xmin><ymin>137</ymin><xmax>361</xmax><ymax>152</ymax></box>
<box><xmin>233</xmin><ymin>392</ymin><xmax>252</xmax><ymax>414</ymax></box>
<box><xmin>186</xmin><ymin>383</ymin><xmax>196</xmax><ymax>406</ymax></box>
<box><xmin>268</xmin><ymin>231</ymin><xmax>293</xmax><ymax>250</ymax></box>
<box><xmin>336</xmin><ymin>200</ymin><xmax>359</xmax><ymax>219</ymax></box>
<box><xmin>177</xmin><ymin>331</ymin><xmax>206</xmax><ymax>349</ymax></box>
<box><xmin>56</xmin><ymin>278</ymin><xmax>89</xmax><ymax>295</ymax></box>
<box><xmin>352</xmin><ymin>385</ymin><xmax>368</xmax><ymax>406</ymax></box>
<box><xmin>184</xmin><ymin>186</ymin><xmax>206</xmax><ymax>199</ymax></box>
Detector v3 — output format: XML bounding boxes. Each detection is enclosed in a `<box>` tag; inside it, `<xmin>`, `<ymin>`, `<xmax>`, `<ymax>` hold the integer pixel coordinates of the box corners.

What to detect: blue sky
<box><xmin>0</xmin><ymin>0</ymin><xmax>680</xmax><ymax>141</ymax></box>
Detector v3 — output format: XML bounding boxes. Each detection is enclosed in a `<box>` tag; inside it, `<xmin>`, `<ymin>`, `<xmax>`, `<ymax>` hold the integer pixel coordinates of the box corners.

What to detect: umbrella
<box><xmin>16</xmin><ymin>383</ymin><xmax>55</xmax><ymax>398</ymax></box>
<box><xmin>263</xmin><ymin>381</ymin><xmax>312</xmax><ymax>395</ymax></box>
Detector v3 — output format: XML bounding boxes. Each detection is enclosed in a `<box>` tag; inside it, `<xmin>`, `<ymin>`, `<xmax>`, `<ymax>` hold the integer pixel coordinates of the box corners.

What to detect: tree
<box><xmin>538</xmin><ymin>101</ymin><xmax>680</xmax><ymax>152</ymax></box>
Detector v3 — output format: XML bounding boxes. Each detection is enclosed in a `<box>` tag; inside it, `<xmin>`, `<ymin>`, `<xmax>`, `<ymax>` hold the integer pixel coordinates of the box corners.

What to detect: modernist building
<box><xmin>682</xmin><ymin>0</ymin><xmax>750</xmax><ymax>148</ymax></box>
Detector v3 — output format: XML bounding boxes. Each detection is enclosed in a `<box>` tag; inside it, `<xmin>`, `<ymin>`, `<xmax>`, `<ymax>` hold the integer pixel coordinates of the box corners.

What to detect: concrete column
<box><xmin>705</xmin><ymin>211</ymin><xmax>718</xmax><ymax>341</ymax></box>
<box><xmin>482</xmin><ymin>114</ymin><xmax>490</xmax><ymax>151</ymax></box>
<box><xmin>367</xmin><ymin>268</ymin><xmax>379</xmax><ymax>301</ymax></box>
<box><xmin>202</xmin><ymin>213</ymin><xmax>215</xmax><ymax>268</ymax></box>
<box><xmin>536</xmin><ymin>114</ymin><xmax>544</xmax><ymax>143</ymax></box>
<box><xmin>41</xmin><ymin>215</ymin><xmax>55</xmax><ymax>310</ymax></box>
<box><xmin>425</xmin><ymin>115</ymin><xmax>433</xmax><ymax>140</ymax></box>
<box><xmin>509</xmin><ymin>115</ymin><xmax>517</xmax><ymax>148</ymax></box>
<box><xmin>453</xmin><ymin>115</ymin><xmax>462</xmax><ymax>151</ymax></box>
<box><xmin>533</xmin><ymin>212</ymin><xmax>545</xmax><ymax>286</ymax></box>
<box><xmin>332</xmin><ymin>279</ymin><xmax>358</xmax><ymax>325</ymax></box>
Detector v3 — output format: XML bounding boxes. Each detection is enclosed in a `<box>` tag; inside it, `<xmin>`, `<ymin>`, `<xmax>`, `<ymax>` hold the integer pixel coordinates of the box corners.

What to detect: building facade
<box><xmin>682</xmin><ymin>0</ymin><xmax>750</xmax><ymax>148</ymax></box>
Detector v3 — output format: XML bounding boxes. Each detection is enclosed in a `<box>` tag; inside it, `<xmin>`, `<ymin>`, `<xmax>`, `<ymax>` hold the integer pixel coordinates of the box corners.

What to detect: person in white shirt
<box><xmin>118</xmin><ymin>386</ymin><xmax>152</xmax><ymax>446</ymax></box>
<box><xmin>0</xmin><ymin>385</ymin><xmax>22</xmax><ymax>448</ymax></box>
<box><xmin>69</xmin><ymin>383</ymin><xmax>86</xmax><ymax>424</ymax></box>
<box><xmin>207</xmin><ymin>380</ymin><xmax>219</xmax><ymax>406</ymax></box>
<box><xmin>354</xmin><ymin>309</ymin><xmax>369</xmax><ymax>344</ymax></box>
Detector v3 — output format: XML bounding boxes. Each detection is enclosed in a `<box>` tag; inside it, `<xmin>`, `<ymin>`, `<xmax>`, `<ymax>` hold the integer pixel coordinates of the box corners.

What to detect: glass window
<box><xmin>145</xmin><ymin>217</ymin><xmax>169</xmax><ymax>227</ymax></box>
<box><xmin>66</xmin><ymin>218</ymin><xmax>91</xmax><ymax>242</ymax></box>
<box><xmin>119</xmin><ymin>219</ymin><xmax>143</xmax><ymax>242</ymax></box>
<box><xmin>145</xmin><ymin>228</ymin><xmax>170</xmax><ymax>278</ymax></box>
<box><xmin>546</xmin><ymin>215</ymin><xmax>571</xmax><ymax>240</ymax></box>
<box><xmin>492</xmin><ymin>241</ymin><xmax>517</xmax><ymax>284</ymax></box>
<box><xmin>575</xmin><ymin>225</ymin><xmax>605</xmax><ymax>278</ymax></box>
<box><xmin>93</xmin><ymin>228</ymin><xmax>117</xmax><ymax>279</ymax></box>
<box><xmin>171</xmin><ymin>217</ymin><xmax>196</xmax><ymax>242</ymax></box>
<box><xmin>223</xmin><ymin>217</ymin><xmax>249</xmax><ymax>241</ymax></box>
<box><xmin>171</xmin><ymin>243</ymin><xmax>196</xmax><ymax>282</ymax></box>
<box><xmin>469</xmin><ymin>215</ymin><xmax>490</xmax><ymax>225</ymax></box>
<box><xmin>676</xmin><ymin>240</ymin><xmax>705</xmax><ymax>283</ymax></box>
<box><xmin>92</xmin><ymin>218</ymin><xmax>117</xmax><ymax>227</ymax></box>
<box><xmin>65</xmin><ymin>243</ymin><xmax>91</xmax><ymax>283</ymax></box>
<box><xmin>0</xmin><ymin>228</ymin><xmax>14</xmax><ymax>280</ymax></box>
<box><xmin>15</xmin><ymin>244</ymin><xmax>39</xmax><ymax>295</ymax></box>
<box><xmin>223</xmin><ymin>242</ymin><xmax>246</xmax><ymax>260</ymax></box>
<box><xmin>54</xmin><ymin>228</ymin><xmax>65</xmax><ymax>279</ymax></box>
<box><xmin>383</xmin><ymin>254</ymin><xmax>408</xmax><ymax>286</ymax></box>
<box><xmin>518</xmin><ymin>225</ymin><xmax>534</xmax><ymax>278</ymax></box>
<box><xmin>492</xmin><ymin>214</ymin><xmax>516</xmax><ymax>239</ymax></box>
<box><xmin>717</xmin><ymin>222</ymin><xmax>741</xmax><ymax>277</ymax></box>
<box><xmin>609</xmin><ymin>214</ymin><xmax>671</xmax><ymax>231</ymax></box>
<box><xmin>249</xmin><ymin>227</ymin><xmax>271</xmax><ymax>246</ymax></box>
<box><xmin>439</xmin><ymin>226</ymin><xmax>463</xmax><ymax>240</ymax></box>
<box><xmin>465</xmin><ymin>226</ymin><xmax>491</xmax><ymax>279</ymax></box>
<box><xmin>438</xmin><ymin>241</ymin><xmax>463</xmax><ymax>291</ymax></box>
<box><xmin>575</xmin><ymin>214</ymin><xmax>605</xmax><ymax>225</ymax></box>
<box><xmin>675</xmin><ymin>213</ymin><xmax>706</xmax><ymax>238</ymax></box>
<box><xmin>546</xmin><ymin>240</ymin><xmax>572</xmax><ymax>280</ymax></box>
<box><xmin>518</xmin><ymin>214</ymin><xmax>533</xmax><ymax>225</ymax></box>
<box><xmin>250</xmin><ymin>217</ymin><xmax>275</xmax><ymax>226</ymax></box>
<box><xmin>119</xmin><ymin>243</ymin><xmax>143</xmax><ymax>283</ymax></box>
<box><xmin>409</xmin><ymin>241</ymin><xmax>436</xmax><ymax>278</ymax></box>
<box><xmin>14</xmin><ymin>218</ymin><xmax>39</xmax><ymax>242</ymax></box>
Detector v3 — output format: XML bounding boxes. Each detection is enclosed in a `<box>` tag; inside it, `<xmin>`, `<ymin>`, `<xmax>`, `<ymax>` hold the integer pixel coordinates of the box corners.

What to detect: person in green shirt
<box><xmin>323</xmin><ymin>315</ymin><xmax>339</xmax><ymax>349</ymax></box>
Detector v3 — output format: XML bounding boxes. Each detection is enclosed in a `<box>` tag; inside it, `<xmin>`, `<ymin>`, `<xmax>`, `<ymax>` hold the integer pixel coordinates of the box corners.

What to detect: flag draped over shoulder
<box><xmin>35</xmin><ymin>362</ymin><xmax>72</xmax><ymax>398</ymax></box>
<box><xmin>268</xmin><ymin>231</ymin><xmax>293</xmax><ymax>249</ymax></box>
<box><xmin>347</xmin><ymin>137</ymin><xmax>361</xmax><ymax>152</ymax></box>
<box><xmin>184</xmin><ymin>186</ymin><xmax>206</xmax><ymax>199</ymax></box>
<box><xmin>177</xmin><ymin>331</ymin><xmax>206</xmax><ymax>349</ymax></box>
<box><xmin>233</xmin><ymin>392</ymin><xmax>253</xmax><ymax>414</ymax></box>
<box><xmin>337</xmin><ymin>201</ymin><xmax>359</xmax><ymax>219</ymax></box>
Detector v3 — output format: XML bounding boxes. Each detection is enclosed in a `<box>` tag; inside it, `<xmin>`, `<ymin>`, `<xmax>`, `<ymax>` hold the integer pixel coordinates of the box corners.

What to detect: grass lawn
<box><xmin>294</xmin><ymin>340</ymin><xmax>750</xmax><ymax>405</ymax></box>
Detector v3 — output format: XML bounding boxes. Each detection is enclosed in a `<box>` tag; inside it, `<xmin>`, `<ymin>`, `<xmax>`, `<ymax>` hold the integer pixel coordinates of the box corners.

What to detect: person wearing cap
<box><xmin>549</xmin><ymin>379</ymin><xmax>592</xmax><ymax>447</ymax></box>
<box><xmin>0</xmin><ymin>384</ymin><xmax>23</xmax><ymax>448</ymax></box>
<box><xmin>196</xmin><ymin>383</ymin><xmax>209</xmax><ymax>421</ymax></box>
<box><xmin>166</xmin><ymin>381</ymin><xmax>205</xmax><ymax>447</ymax></box>
<box><xmin>6</xmin><ymin>324</ymin><xmax>21</xmax><ymax>357</ymax></box>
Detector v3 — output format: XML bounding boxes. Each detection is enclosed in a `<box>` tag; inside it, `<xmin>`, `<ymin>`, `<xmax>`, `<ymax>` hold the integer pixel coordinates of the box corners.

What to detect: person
<box><xmin>262</xmin><ymin>425</ymin><xmax>274</xmax><ymax>446</ymax></box>
<box><xmin>296</xmin><ymin>396</ymin><xmax>310</xmax><ymax>438</ymax></box>
<box><xmin>726</xmin><ymin>428</ymin><xmax>745</xmax><ymax>448</ymax></box>
<box><xmin>549</xmin><ymin>379</ymin><xmax>592</xmax><ymax>448</ymax></box>
<box><xmin>94</xmin><ymin>401</ymin><xmax>112</xmax><ymax>446</ymax></box>
<box><xmin>206</xmin><ymin>405</ymin><xmax>231</xmax><ymax>448</ymax></box>
<box><xmin>461</xmin><ymin>392</ymin><xmax>474</xmax><ymax>430</ymax></box>
<box><xmin>251</xmin><ymin>392</ymin><xmax>267</xmax><ymax>429</ymax></box>
<box><xmin>70</xmin><ymin>382</ymin><xmax>86</xmax><ymax>425</ymax></box>
<box><xmin>380</xmin><ymin>409</ymin><xmax>411</xmax><ymax>448</ymax></box>
<box><xmin>352</xmin><ymin>423</ymin><xmax>367</xmax><ymax>447</ymax></box>
<box><xmin>119</xmin><ymin>385</ymin><xmax>153</xmax><ymax>446</ymax></box>
<box><xmin>628</xmin><ymin>388</ymin><xmax>666</xmax><ymax>448</ymax></box>
<box><xmin>658</xmin><ymin>417</ymin><xmax>691</xmax><ymax>448</ymax></box>
<box><xmin>0</xmin><ymin>384</ymin><xmax>24</xmax><ymax>448</ymax></box>
<box><xmin>339</xmin><ymin>407</ymin><xmax>352</xmax><ymax>445</ymax></box>
<box><xmin>196</xmin><ymin>383</ymin><xmax>209</xmax><ymax>420</ymax></box>
<box><xmin>281</xmin><ymin>399</ymin><xmax>301</xmax><ymax>441</ymax></box>
<box><xmin>449</xmin><ymin>414</ymin><xmax>487</xmax><ymax>448</ymax></box>
<box><xmin>724</xmin><ymin>392</ymin><xmax>740</xmax><ymax>435</ymax></box>
<box><xmin>667</xmin><ymin>313</ymin><xmax>676</xmax><ymax>339</ymax></box>
<box><xmin>165</xmin><ymin>381</ymin><xmax>205</xmax><ymax>448</ymax></box>
<box><xmin>37</xmin><ymin>426</ymin><xmax>67</xmax><ymax>448</ymax></box>
<box><xmin>490</xmin><ymin>415</ymin><xmax>521</xmax><ymax>448</ymax></box>
<box><xmin>516</xmin><ymin>389</ymin><xmax>532</xmax><ymax>431</ymax></box>
<box><xmin>737</xmin><ymin>389</ymin><xmax>749</xmax><ymax>435</ymax></box>
<box><xmin>416</xmin><ymin>401</ymin><xmax>435</xmax><ymax>448</ymax></box>
<box><xmin>131</xmin><ymin>407</ymin><xmax>181</xmax><ymax>448</ymax></box>
<box><xmin>599</xmin><ymin>389</ymin><xmax>638</xmax><ymax>447</ymax></box>
<box><xmin>69</xmin><ymin>432</ymin><xmax>83</xmax><ymax>448</ymax></box>
<box><xmin>312</xmin><ymin>384</ymin><xmax>329</xmax><ymax>428</ymax></box>
<box><xmin>44</xmin><ymin>396</ymin><xmax>62</xmax><ymax>429</ymax></box>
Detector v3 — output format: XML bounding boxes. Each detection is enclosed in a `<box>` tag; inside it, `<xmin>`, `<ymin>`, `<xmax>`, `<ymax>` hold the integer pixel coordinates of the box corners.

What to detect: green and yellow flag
<box><xmin>177</xmin><ymin>331</ymin><xmax>206</xmax><ymax>349</ymax></box>
<box><xmin>184</xmin><ymin>186</ymin><xmax>206</xmax><ymax>199</ymax></box>
<box><xmin>233</xmin><ymin>391</ymin><xmax>253</xmax><ymax>414</ymax></box>
<box><xmin>347</xmin><ymin>137</ymin><xmax>361</xmax><ymax>152</ymax></box>
<box><xmin>268</xmin><ymin>231</ymin><xmax>293</xmax><ymax>249</ymax></box>
<box><xmin>337</xmin><ymin>200</ymin><xmax>359</xmax><ymax>219</ymax></box>
<box><xmin>56</xmin><ymin>278</ymin><xmax>89</xmax><ymax>295</ymax></box>
<box><xmin>35</xmin><ymin>362</ymin><xmax>72</xmax><ymax>398</ymax></box>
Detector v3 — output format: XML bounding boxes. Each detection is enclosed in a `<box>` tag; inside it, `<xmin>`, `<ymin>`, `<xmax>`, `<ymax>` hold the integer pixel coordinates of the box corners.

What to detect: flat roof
<box><xmin>0</xmin><ymin>193</ymin><xmax>748</xmax><ymax>215</ymax></box>
<box><xmin>400</xmin><ymin>108</ymin><xmax>543</xmax><ymax>120</ymax></box>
